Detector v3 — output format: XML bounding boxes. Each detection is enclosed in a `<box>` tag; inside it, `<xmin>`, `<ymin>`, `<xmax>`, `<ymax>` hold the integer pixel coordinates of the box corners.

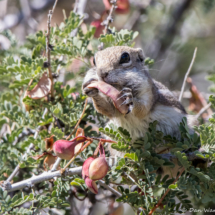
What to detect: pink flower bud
<box><xmin>53</xmin><ymin>136</ymin><xmax>87</xmax><ymax>160</ymax></box>
<box><xmin>88</xmin><ymin>157</ymin><xmax>109</xmax><ymax>180</ymax></box>
<box><xmin>85</xmin><ymin>177</ymin><xmax>98</xmax><ymax>194</ymax></box>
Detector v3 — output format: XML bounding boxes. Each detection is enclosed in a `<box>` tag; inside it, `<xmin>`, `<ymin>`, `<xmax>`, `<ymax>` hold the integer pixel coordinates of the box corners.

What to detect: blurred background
<box><xmin>1</xmin><ymin>0</ymin><xmax>215</xmax><ymax>214</ymax></box>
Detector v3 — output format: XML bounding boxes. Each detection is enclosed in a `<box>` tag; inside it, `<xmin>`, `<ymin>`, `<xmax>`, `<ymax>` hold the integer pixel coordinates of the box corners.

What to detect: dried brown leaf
<box><xmin>187</xmin><ymin>77</ymin><xmax>213</xmax><ymax>117</ymax></box>
<box><xmin>75</xmin><ymin>128</ymin><xmax>85</xmax><ymax>137</ymax></box>
<box><xmin>31</xmin><ymin>152</ymin><xmax>48</xmax><ymax>160</ymax></box>
<box><xmin>43</xmin><ymin>154</ymin><xmax>59</xmax><ymax>171</ymax></box>
<box><xmin>45</xmin><ymin>135</ymin><xmax>55</xmax><ymax>150</ymax></box>
<box><xmin>74</xmin><ymin>128</ymin><xmax>85</xmax><ymax>154</ymax></box>
<box><xmin>26</xmin><ymin>72</ymin><xmax>51</xmax><ymax>99</ymax></box>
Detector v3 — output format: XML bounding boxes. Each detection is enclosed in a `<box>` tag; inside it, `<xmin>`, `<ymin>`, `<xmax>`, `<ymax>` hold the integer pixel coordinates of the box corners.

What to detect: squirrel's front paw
<box><xmin>82</xmin><ymin>79</ymin><xmax>99</xmax><ymax>97</ymax></box>
<box><xmin>118</xmin><ymin>87</ymin><xmax>133</xmax><ymax>114</ymax></box>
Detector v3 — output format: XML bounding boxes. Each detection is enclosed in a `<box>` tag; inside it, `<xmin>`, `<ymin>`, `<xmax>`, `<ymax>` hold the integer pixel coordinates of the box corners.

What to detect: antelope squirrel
<box><xmin>82</xmin><ymin>46</ymin><xmax>195</xmax><ymax>157</ymax></box>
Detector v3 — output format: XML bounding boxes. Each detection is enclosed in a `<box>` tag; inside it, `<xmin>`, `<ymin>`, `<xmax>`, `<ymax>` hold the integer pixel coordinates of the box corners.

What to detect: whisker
<box><xmin>148</xmin><ymin>56</ymin><xmax>178</xmax><ymax>66</ymax></box>
<box><xmin>147</xmin><ymin>69</ymin><xmax>161</xmax><ymax>72</ymax></box>
<box><xmin>152</xmin><ymin>58</ymin><xmax>167</xmax><ymax>64</ymax></box>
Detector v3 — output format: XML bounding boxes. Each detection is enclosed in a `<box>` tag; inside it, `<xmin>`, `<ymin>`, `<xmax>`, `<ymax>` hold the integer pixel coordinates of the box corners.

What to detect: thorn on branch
<box><xmin>52</xmin><ymin>73</ymin><xmax>59</xmax><ymax>79</ymax></box>
<box><xmin>43</xmin><ymin>61</ymin><xmax>50</xmax><ymax>68</ymax></box>
<box><xmin>48</xmin><ymin>44</ymin><xmax>54</xmax><ymax>50</ymax></box>
<box><xmin>3</xmin><ymin>181</ymin><xmax>12</xmax><ymax>190</ymax></box>
<box><xmin>106</xmin><ymin>28</ymin><xmax>113</xmax><ymax>34</ymax></box>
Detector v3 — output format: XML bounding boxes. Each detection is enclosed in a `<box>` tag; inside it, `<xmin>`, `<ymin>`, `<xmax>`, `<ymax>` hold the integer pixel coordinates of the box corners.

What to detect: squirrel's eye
<box><xmin>93</xmin><ymin>57</ymin><xmax>96</xmax><ymax>66</ymax></box>
<box><xmin>119</xmin><ymin>53</ymin><xmax>130</xmax><ymax>64</ymax></box>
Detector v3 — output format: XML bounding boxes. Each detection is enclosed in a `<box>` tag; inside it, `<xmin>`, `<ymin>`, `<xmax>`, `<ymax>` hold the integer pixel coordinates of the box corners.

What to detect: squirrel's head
<box><xmin>93</xmin><ymin>46</ymin><xmax>148</xmax><ymax>89</ymax></box>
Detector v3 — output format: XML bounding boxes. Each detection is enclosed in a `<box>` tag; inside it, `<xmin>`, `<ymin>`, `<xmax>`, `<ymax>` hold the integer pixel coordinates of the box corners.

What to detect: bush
<box><xmin>1</xmin><ymin>2</ymin><xmax>215</xmax><ymax>215</ymax></box>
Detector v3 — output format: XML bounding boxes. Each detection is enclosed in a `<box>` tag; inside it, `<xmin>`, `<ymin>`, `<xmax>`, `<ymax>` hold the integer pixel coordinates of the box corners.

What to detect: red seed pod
<box><xmin>115</xmin><ymin>0</ymin><xmax>130</xmax><ymax>14</ymax></box>
<box><xmin>82</xmin><ymin>157</ymin><xmax>95</xmax><ymax>179</ymax></box>
<box><xmin>88</xmin><ymin>157</ymin><xmax>109</xmax><ymax>180</ymax></box>
<box><xmin>85</xmin><ymin>177</ymin><xmax>98</xmax><ymax>194</ymax></box>
<box><xmin>82</xmin><ymin>144</ymin><xmax>108</xmax><ymax>194</ymax></box>
<box><xmin>87</xmin><ymin>143</ymin><xmax>109</xmax><ymax>180</ymax></box>
<box><xmin>103</xmin><ymin>0</ymin><xmax>130</xmax><ymax>14</ymax></box>
<box><xmin>53</xmin><ymin>136</ymin><xmax>87</xmax><ymax>160</ymax></box>
<box><xmin>91</xmin><ymin>20</ymin><xmax>105</xmax><ymax>38</ymax></box>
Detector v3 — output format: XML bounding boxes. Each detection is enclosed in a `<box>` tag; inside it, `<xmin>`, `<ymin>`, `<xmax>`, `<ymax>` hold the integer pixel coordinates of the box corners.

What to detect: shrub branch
<box><xmin>148</xmin><ymin>168</ymin><xmax>185</xmax><ymax>215</ymax></box>
<box><xmin>46</xmin><ymin>0</ymin><xmax>59</xmax><ymax>100</ymax></box>
<box><xmin>4</xmin><ymin>167</ymin><xmax>82</xmax><ymax>192</ymax></box>
<box><xmin>179</xmin><ymin>47</ymin><xmax>197</xmax><ymax>102</ymax></box>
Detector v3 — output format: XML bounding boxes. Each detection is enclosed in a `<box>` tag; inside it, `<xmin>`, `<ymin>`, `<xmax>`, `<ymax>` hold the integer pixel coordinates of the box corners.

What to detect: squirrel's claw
<box><xmin>126</xmin><ymin>105</ymin><xmax>133</xmax><ymax>114</ymax></box>
<box><xmin>117</xmin><ymin>92</ymin><xmax>132</xmax><ymax>101</ymax></box>
<box><xmin>118</xmin><ymin>87</ymin><xmax>133</xmax><ymax>114</ymax></box>
<box><xmin>120</xmin><ymin>99</ymin><xmax>133</xmax><ymax>107</ymax></box>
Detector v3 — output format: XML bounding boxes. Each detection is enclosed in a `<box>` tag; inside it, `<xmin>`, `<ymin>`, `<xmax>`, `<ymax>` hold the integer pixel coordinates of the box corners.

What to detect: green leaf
<box><xmin>51</xmin><ymin>127</ymin><xmax>64</xmax><ymax>139</ymax></box>
<box><xmin>168</xmin><ymin>184</ymin><xmax>178</xmax><ymax>189</ymax></box>
<box><xmin>124</xmin><ymin>153</ymin><xmax>138</xmax><ymax>161</ymax></box>
<box><xmin>70</xmin><ymin>182</ymin><xmax>81</xmax><ymax>186</ymax></box>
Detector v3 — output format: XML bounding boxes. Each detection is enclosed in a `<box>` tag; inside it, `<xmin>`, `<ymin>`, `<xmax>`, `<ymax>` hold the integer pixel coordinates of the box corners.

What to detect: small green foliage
<box><xmin>99</xmin><ymin>29</ymin><xmax>139</xmax><ymax>47</ymax></box>
<box><xmin>98</xmin><ymin>117</ymin><xmax>215</xmax><ymax>214</ymax></box>
<box><xmin>144</xmin><ymin>57</ymin><xmax>154</xmax><ymax>67</ymax></box>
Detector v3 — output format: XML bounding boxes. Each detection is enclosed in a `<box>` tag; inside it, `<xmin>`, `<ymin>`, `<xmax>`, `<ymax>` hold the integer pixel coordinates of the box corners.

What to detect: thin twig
<box><xmin>51</xmin><ymin>157</ymin><xmax>62</xmax><ymax>172</ymax></box>
<box><xmin>98</xmin><ymin>180</ymin><xmax>122</xmax><ymax>197</ymax></box>
<box><xmin>179</xmin><ymin>47</ymin><xmax>197</xmax><ymax>102</ymax></box>
<box><xmin>103</xmin><ymin>0</ymin><xmax>117</xmax><ymax>35</ymax></box>
<box><xmin>26</xmin><ymin>78</ymin><xmax>33</xmax><ymax>91</ymax></box>
<box><xmin>46</xmin><ymin>0</ymin><xmax>59</xmax><ymax>100</ymax></box>
<box><xmin>148</xmin><ymin>168</ymin><xmax>185</xmax><ymax>215</ymax></box>
<box><xmin>99</xmin><ymin>0</ymin><xmax>118</xmax><ymax>50</ymax></box>
<box><xmin>195</xmin><ymin>103</ymin><xmax>212</xmax><ymax>120</ymax></box>
<box><xmin>124</xmin><ymin>172</ymin><xmax>145</xmax><ymax>194</ymax></box>
<box><xmin>66</xmin><ymin>98</ymin><xmax>88</xmax><ymax>140</ymax></box>
<box><xmin>61</xmin><ymin>154</ymin><xmax>79</xmax><ymax>174</ymax></box>
<box><xmin>3</xmin><ymin>167</ymin><xmax>82</xmax><ymax>192</ymax></box>
<box><xmin>89</xmin><ymin>137</ymin><xmax>117</xmax><ymax>144</ymax></box>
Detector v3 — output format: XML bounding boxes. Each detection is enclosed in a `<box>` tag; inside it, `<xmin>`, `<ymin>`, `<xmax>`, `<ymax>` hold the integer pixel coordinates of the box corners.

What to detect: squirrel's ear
<box><xmin>136</xmin><ymin>48</ymin><xmax>145</xmax><ymax>62</ymax></box>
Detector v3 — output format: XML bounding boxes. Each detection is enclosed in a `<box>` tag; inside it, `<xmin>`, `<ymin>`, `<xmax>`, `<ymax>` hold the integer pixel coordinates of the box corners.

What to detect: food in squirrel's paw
<box><xmin>87</xmin><ymin>81</ymin><xmax>129</xmax><ymax>114</ymax></box>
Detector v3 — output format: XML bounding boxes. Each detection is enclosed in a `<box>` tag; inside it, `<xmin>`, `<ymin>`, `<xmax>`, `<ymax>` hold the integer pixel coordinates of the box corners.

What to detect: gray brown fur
<box><xmin>153</xmin><ymin>80</ymin><xmax>187</xmax><ymax>114</ymax></box>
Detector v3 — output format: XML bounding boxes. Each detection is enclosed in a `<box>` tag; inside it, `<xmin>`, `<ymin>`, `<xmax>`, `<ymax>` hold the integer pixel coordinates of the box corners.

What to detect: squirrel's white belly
<box><xmin>110</xmin><ymin>104</ymin><xmax>187</xmax><ymax>140</ymax></box>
